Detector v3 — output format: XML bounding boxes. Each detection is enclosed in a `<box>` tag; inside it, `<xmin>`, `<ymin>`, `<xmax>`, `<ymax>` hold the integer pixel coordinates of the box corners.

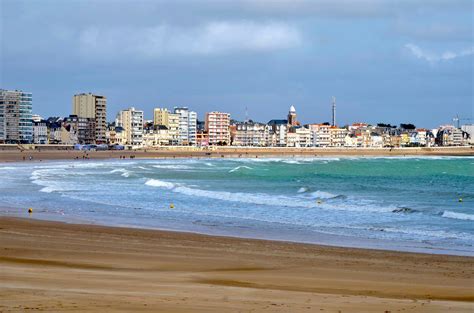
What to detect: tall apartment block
<box><xmin>153</xmin><ymin>108</ymin><xmax>179</xmax><ymax>145</ymax></box>
<box><xmin>72</xmin><ymin>93</ymin><xmax>107</xmax><ymax>144</ymax></box>
<box><xmin>174</xmin><ymin>107</ymin><xmax>197</xmax><ymax>145</ymax></box>
<box><xmin>205</xmin><ymin>111</ymin><xmax>231</xmax><ymax>145</ymax></box>
<box><xmin>116</xmin><ymin>107</ymin><xmax>144</xmax><ymax>146</ymax></box>
<box><xmin>153</xmin><ymin>108</ymin><xmax>169</xmax><ymax>126</ymax></box>
<box><xmin>0</xmin><ymin>89</ymin><xmax>33</xmax><ymax>143</ymax></box>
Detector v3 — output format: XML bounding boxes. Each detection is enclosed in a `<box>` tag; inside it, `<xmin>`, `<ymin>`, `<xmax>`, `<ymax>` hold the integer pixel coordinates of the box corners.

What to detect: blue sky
<box><xmin>1</xmin><ymin>0</ymin><xmax>473</xmax><ymax>127</ymax></box>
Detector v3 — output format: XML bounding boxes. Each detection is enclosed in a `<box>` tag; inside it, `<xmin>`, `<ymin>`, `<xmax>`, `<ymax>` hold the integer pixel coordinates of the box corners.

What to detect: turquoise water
<box><xmin>0</xmin><ymin>157</ymin><xmax>473</xmax><ymax>255</ymax></box>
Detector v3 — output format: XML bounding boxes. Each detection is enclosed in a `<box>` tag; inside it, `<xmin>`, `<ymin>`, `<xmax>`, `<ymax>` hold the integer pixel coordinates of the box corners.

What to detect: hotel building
<box><xmin>72</xmin><ymin>93</ymin><xmax>107</xmax><ymax>144</ymax></box>
<box><xmin>0</xmin><ymin>89</ymin><xmax>33</xmax><ymax>143</ymax></box>
<box><xmin>205</xmin><ymin>111</ymin><xmax>231</xmax><ymax>145</ymax></box>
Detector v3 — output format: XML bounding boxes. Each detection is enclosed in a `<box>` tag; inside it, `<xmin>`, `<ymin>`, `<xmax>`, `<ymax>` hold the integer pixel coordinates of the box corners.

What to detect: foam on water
<box><xmin>229</xmin><ymin>165</ymin><xmax>253</xmax><ymax>173</ymax></box>
<box><xmin>145</xmin><ymin>179</ymin><xmax>175</xmax><ymax>189</ymax></box>
<box><xmin>442</xmin><ymin>211</ymin><xmax>474</xmax><ymax>221</ymax></box>
<box><xmin>1</xmin><ymin>157</ymin><xmax>472</xmax><ymax>255</ymax></box>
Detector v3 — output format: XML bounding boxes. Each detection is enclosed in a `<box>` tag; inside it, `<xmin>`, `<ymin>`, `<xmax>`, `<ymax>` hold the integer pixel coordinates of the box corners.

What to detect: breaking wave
<box><xmin>442</xmin><ymin>211</ymin><xmax>474</xmax><ymax>221</ymax></box>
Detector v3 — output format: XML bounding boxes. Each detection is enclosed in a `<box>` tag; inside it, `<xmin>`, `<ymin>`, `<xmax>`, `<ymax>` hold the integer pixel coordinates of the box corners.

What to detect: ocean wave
<box><xmin>147</xmin><ymin>181</ymin><xmax>395</xmax><ymax>213</ymax></box>
<box><xmin>152</xmin><ymin>165</ymin><xmax>192</xmax><ymax>170</ymax></box>
<box><xmin>442</xmin><ymin>211</ymin><xmax>474</xmax><ymax>221</ymax></box>
<box><xmin>229</xmin><ymin>165</ymin><xmax>253</xmax><ymax>173</ymax></box>
<box><xmin>297</xmin><ymin>187</ymin><xmax>308</xmax><ymax>193</ymax></box>
<box><xmin>145</xmin><ymin>179</ymin><xmax>175</xmax><ymax>189</ymax></box>
<box><xmin>310</xmin><ymin>190</ymin><xmax>339</xmax><ymax>199</ymax></box>
<box><xmin>0</xmin><ymin>166</ymin><xmax>16</xmax><ymax>170</ymax></box>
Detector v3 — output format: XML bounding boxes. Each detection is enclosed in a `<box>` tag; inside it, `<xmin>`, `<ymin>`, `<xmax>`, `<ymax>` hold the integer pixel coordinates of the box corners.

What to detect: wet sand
<box><xmin>0</xmin><ymin>217</ymin><xmax>472</xmax><ymax>312</ymax></box>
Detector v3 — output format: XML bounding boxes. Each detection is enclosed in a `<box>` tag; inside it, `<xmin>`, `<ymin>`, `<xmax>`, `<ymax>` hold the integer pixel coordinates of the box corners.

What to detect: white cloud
<box><xmin>404</xmin><ymin>43</ymin><xmax>474</xmax><ymax>63</ymax></box>
<box><xmin>78</xmin><ymin>21</ymin><xmax>302</xmax><ymax>59</ymax></box>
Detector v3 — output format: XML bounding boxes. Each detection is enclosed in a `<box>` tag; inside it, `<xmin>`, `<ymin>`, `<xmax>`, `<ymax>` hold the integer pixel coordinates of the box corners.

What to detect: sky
<box><xmin>1</xmin><ymin>0</ymin><xmax>473</xmax><ymax>128</ymax></box>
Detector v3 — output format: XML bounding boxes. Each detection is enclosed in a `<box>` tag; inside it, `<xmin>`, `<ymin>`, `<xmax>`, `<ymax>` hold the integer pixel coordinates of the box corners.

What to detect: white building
<box><xmin>33</xmin><ymin>120</ymin><xmax>48</xmax><ymax>144</ymax></box>
<box><xmin>308</xmin><ymin>124</ymin><xmax>331</xmax><ymax>147</ymax></box>
<box><xmin>116</xmin><ymin>107</ymin><xmax>144</xmax><ymax>146</ymax></box>
<box><xmin>232</xmin><ymin>121</ymin><xmax>270</xmax><ymax>146</ymax></box>
<box><xmin>174</xmin><ymin>107</ymin><xmax>197</xmax><ymax>145</ymax></box>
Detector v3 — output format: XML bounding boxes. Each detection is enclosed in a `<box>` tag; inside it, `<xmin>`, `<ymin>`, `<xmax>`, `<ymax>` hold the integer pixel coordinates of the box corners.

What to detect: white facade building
<box><xmin>174</xmin><ymin>107</ymin><xmax>197</xmax><ymax>145</ymax></box>
<box><xmin>116</xmin><ymin>107</ymin><xmax>144</xmax><ymax>146</ymax></box>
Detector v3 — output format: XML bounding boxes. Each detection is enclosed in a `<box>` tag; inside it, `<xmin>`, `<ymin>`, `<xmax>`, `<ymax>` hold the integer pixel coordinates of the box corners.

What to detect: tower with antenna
<box><xmin>331</xmin><ymin>96</ymin><xmax>336</xmax><ymax>126</ymax></box>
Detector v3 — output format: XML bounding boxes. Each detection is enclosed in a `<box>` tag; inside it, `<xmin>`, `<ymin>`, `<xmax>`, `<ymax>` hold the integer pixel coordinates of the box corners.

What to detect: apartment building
<box><xmin>308</xmin><ymin>124</ymin><xmax>330</xmax><ymax>147</ymax></box>
<box><xmin>329</xmin><ymin>127</ymin><xmax>347</xmax><ymax>147</ymax></box>
<box><xmin>153</xmin><ymin>108</ymin><xmax>179</xmax><ymax>145</ymax></box>
<box><xmin>205</xmin><ymin>111</ymin><xmax>230</xmax><ymax>145</ymax></box>
<box><xmin>0</xmin><ymin>89</ymin><xmax>33</xmax><ymax>143</ymax></box>
<box><xmin>232</xmin><ymin>121</ymin><xmax>270</xmax><ymax>146</ymax></box>
<box><xmin>116</xmin><ymin>107</ymin><xmax>144</xmax><ymax>146</ymax></box>
<box><xmin>174</xmin><ymin>107</ymin><xmax>197</xmax><ymax>145</ymax></box>
<box><xmin>33</xmin><ymin>120</ymin><xmax>48</xmax><ymax>144</ymax></box>
<box><xmin>72</xmin><ymin>93</ymin><xmax>107</xmax><ymax>144</ymax></box>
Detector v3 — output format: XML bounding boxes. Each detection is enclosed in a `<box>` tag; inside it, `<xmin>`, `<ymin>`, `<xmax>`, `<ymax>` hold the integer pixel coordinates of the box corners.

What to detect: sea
<box><xmin>0</xmin><ymin>156</ymin><xmax>472</xmax><ymax>256</ymax></box>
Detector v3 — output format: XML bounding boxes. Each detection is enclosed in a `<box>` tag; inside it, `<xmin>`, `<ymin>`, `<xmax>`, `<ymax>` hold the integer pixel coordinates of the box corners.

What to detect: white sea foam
<box><xmin>152</xmin><ymin>165</ymin><xmax>191</xmax><ymax>170</ymax></box>
<box><xmin>229</xmin><ymin>165</ymin><xmax>253</xmax><ymax>173</ymax></box>
<box><xmin>0</xmin><ymin>166</ymin><xmax>16</xmax><ymax>170</ymax></box>
<box><xmin>310</xmin><ymin>190</ymin><xmax>338</xmax><ymax>199</ymax></box>
<box><xmin>297</xmin><ymin>187</ymin><xmax>308</xmax><ymax>193</ymax></box>
<box><xmin>145</xmin><ymin>179</ymin><xmax>175</xmax><ymax>189</ymax></box>
<box><xmin>442</xmin><ymin>211</ymin><xmax>474</xmax><ymax>221</ymax></box>
<box><xmin>110</xmin><ymin>168</ymin><xmax>127</xmax><ymax>173</ymax></box>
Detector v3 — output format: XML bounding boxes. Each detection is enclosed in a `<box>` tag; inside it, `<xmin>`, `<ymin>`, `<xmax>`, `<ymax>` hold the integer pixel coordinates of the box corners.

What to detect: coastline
<box><xmin>0</xmin><ymin>146</ymin><xmax>472</xmax><ymax>162</ymax></box>
<box><xmin>0</xmin><ymin>217</ymin><xmax>473</xmax><ymax>312</ymax></box>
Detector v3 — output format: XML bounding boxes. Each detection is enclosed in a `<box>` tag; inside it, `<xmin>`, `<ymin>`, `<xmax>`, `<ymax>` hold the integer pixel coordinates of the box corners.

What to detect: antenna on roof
<box><xmin>332</xmin><ymin>96</ymin><xmax>336</xmax><ymax>126</ymax></box>
<box><xmin>245</xmin><ymin>105</ymin><xmax>249</xmax><ymax>122</ymax></box>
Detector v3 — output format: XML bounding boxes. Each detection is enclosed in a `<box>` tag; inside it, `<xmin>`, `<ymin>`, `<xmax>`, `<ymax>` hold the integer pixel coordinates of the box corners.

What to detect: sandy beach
<box><xmin>0</xmin><ymin>217</ymin><xmax>472</xmax><ymax>312</ymax></box>
<box><xmin>0</xmin><ymin>146</ymin><xmax>472</xmax><ymax>162</ymax></box>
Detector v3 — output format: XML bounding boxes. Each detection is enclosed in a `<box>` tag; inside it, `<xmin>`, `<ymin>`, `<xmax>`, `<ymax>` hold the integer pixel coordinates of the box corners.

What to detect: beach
<box><xmin>0</xmin><ymin>146</ymin><xmax>472</xmax><ymax>162</ymax></box>
<box><xmin>0</xmin><ymin>217</ymin><xmax>473</xmax><ymax>312</ymax></box>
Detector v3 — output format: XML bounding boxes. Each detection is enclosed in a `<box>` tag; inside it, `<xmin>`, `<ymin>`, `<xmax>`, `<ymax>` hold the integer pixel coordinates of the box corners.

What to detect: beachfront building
<box><xmin>143</xmin><ymin>122</ymin><xmax>171</xmax><ymax>147</ymax></box>
<box><xmin>329</xmin><ymin>127</ymin><xmax>347</xmax><ymax>147</ymax></box>
<box><xmin>461</xmin><ymin>124</ymin><xmax>474</xmax><ymax>145</ymax></box>
<box><xmin>267</xmin><ymin>120</ymin><xmax>288</xmax><ymax>147</ymax></box>
<box><xmin>153</xmin><ymin>108</ymin><xmax>179</xmax><ymax>145</ymax></box>
<box><xmin>33</xmin><ymin>120</ymin><xmax>48</xmax><ymax>144</ymax></box>
<box><xmin>0</xmin><ymin>89</ymin><xmax>33</xmax><ymax>143</ymax></box>
<box><xmin>286</xmin><ymin>126</ymin><xmax>311</xmax><ymax>147</ymax></box>
<box><xmin>72</xmin><ymin>93</ymin><xmax>107</xmax><ymax>144</ymax></box>
<box><xmin>63</xmin><ymin>115</ymin><xmax>95</xmax><ymax>144</ymax></box>
<box><xmin>232</xmin><ymin>120</ymin><xmax>270</xmax><ymax>146</ymax></box>
<box><xmin>45</xmin><ymin>117</ymin><xmax>62</xmax><ymax>144</ymax></box>
<box><xmin>174</xmin><ymin>107</ymin><xmax>197</xmax><ymax>146</ymax></box>
<box><xmin>436</xmin><ymin>125</ymin><xmax>468</xmax><ymax>146</ymax></box>
<box><xmin>116</xmin><ymin>107</ymin><xmax>144</xmax><ymax>146</ymax></box>
<box><xmin>205</xmin><ymin>111</ymin><xmax>231</xmax><ymax>145</ymax></box>
<box><xmin>308</xmin><ymin>124</ymin><xmax>330</xmax><ymax>147</ymax></box>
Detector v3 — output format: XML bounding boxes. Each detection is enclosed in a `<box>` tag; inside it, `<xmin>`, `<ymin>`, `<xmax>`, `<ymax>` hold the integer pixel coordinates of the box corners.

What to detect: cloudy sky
<box><xmin>1</xmin><ymin>0</ymin><xmax>473</xmax><ymax>127</ymax></box>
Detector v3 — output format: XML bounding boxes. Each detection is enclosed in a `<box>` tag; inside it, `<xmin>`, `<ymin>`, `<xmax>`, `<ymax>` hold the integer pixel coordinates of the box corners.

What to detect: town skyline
<box><xmin>3</xmin><ymin>87</ymin><xmax>472</xmax><ymax>129</ymax></box>
<box><xmin>2</xmin><ymin>0</ymin><xmax>472</xmax><ymax>128</ymax></box>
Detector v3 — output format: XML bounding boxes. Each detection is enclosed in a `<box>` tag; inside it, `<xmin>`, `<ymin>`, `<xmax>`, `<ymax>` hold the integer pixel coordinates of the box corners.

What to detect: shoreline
<box><xmin>3</xmin><ymin>209</ymin><xmax>473</xmax><ymax>257</ymax></box>
<box><xmin>0</xmin><ymin>146</ymin><xmax>472</xmax><ymax>162</ymax></box>
<box><xmin>0</xmin><ymin>216</ymin><xmax>473</xmax><ymax>312</ymax></box>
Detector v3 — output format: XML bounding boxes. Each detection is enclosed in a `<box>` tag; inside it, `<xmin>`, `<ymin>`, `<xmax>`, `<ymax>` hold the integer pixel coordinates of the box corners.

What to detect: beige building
<box><xmin>153</xmin><ymin>108</ymin><xmax>179</xmax><ymax>145</ymax></box>
<box><xmin>153</xmin><ymin>108</ymin><xmax>169</xmax><ymax>126</ymax></box>
<box><xmin>205</xmin><ymin>111</ymin><xmax>231</xmax><ymax>145</ymax></box>
<box><xmin>72</xmin><ymin>93</ymin><xmax>107</xmax><ymax>144</ymax></box>
<box><xmin>329</xmin><ymin>127</ymin><xmax>347</xmax><ymax>147</ymax></box>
